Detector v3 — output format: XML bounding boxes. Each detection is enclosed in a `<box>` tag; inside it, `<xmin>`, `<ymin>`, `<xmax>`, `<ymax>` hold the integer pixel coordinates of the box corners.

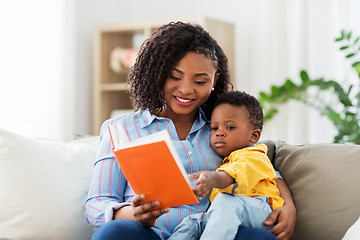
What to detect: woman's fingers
<box><xmin>131</xmin><ymin>194</ymin><xmax>169</xmax><ymax>227</ymax></box>
<box><xmin>136</xmin><ymin>207</ymin><xmax>168</xmax><ymax>224</ymax></box>
<box><xmin>132</xmin><ymin>195</ymin><xmax>159</xmax><ymax>216</ymax></box>
<box><xmin>132</xmin><ymin>194</ymin><xmax>145</xmax><ymax>207</ymax></box>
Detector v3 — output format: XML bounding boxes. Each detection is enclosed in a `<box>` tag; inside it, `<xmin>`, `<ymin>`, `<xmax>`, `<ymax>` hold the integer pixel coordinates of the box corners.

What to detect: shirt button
<box><xmin>188</xmin><ymin>151</ymin><xmax>192</xmax><ymax>155</ymax></box>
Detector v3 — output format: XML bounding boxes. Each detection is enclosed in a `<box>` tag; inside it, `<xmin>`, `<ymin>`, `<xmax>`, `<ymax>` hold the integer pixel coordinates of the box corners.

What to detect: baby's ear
<box><xmin>250</xmin><ymin>129</ymin><xmax>261</xmax><ymax>143</ymax></box>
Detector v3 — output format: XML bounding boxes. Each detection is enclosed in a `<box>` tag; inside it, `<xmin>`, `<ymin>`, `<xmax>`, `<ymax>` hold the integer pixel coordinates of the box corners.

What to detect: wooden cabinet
<box><xmin>92</xmin><ymin>17</ymin><xmax>234</xmax><ymax>134</ymax></box>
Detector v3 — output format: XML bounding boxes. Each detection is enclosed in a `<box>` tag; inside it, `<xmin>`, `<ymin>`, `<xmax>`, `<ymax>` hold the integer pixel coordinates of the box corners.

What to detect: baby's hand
<box><xmin>189</xmin><ymin>171</ymin><xmax>215</xmax><ymax>198</ymax></box>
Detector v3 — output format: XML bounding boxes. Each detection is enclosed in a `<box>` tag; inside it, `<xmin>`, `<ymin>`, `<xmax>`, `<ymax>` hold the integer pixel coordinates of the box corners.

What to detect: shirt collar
<box><xmin>138</xmin><ymin>108</ymin><xmax>209</xmax><ymax>129</ymax></box>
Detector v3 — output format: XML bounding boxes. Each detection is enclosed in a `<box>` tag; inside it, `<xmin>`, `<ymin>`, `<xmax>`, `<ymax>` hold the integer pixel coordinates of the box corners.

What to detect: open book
<box><xmin>107</xmin><ymin>124</ymin><xmax>198</xmax><ymax>209</ymax></box>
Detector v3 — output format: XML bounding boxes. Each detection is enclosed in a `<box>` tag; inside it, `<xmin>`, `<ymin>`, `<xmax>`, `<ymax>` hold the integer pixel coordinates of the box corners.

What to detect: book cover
<box><xmin>108</xmin><ymin>124</ymin><xmax>198</xmax><ymax>209</ymax></box>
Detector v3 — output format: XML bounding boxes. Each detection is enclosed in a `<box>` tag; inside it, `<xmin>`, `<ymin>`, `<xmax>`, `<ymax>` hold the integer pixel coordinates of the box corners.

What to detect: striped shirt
<box><xmin>85</xmin><ymin>109</ymin><xmax>222</xmax><ymax>239</ymax></box>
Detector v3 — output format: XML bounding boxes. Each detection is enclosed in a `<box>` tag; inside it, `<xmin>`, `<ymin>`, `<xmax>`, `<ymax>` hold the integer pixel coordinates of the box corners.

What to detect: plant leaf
<box><xmin>339</xmin><ymin>46</ymin><xmax>349</xmax><ymax>50</ymax></box>
<box><xmin>335</xmin><ymin>37</ymin><xmax>343</xmax><ymax>42</ymax></box>
<box><xmin>346</xmin><ymin>53</ymin><xmax>356</xmax><ymax>58</ymax></box>
<box><xmin>333</xmin><ymin>83</ymin><xmax>353</xmax><ymax>107</ymax></box>
<box><xmin>284</xmin><ymin>79</ymin><xmax>296</xmax><ymax>91</ymax></box>
<box><xmin>347</xmin><ymin>31</ymin><xmax>352</xmax><ymax>40</ymax></box>
<box><xmin>271</xmin><ymin>86</ymin><xmax>281</xmax><ymax>96</ymax></box>
<box><xmin>341</xmin><ymin>30</ymin><xmax>346</xmax><ymax>38</ymax></box>
<box><xmin>300</xmin><ymin>70</ymin><xmax>310</xmax><ymax>84</ymax></box>
<box><xmin>354</xmin><ymin>36</ymin><xmax>360</xmax><ymax>45</ymax></box>
<box><xmin>259</xmin><ymin>92</ymin><xmax>273</xmax><ymax>103</ymax></box>
<box><xmin>351</xmin><ymin>61</ymin><xmax>360</xmax><ymax>74</ymax></box>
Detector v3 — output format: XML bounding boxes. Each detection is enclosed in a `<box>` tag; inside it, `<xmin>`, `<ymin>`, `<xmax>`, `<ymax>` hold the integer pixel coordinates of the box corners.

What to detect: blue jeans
<box><xmin>169</xmin><ymin>194</ymin><xmax>275</xmax><ymax>240</ymax></box>
<box><xmin>91</xmin><ymin>219</ymin><xmax>160</xmax><ymax>240</ymax></box>
<box><xmin>92</xmin><ymin>217</ymin><xmax>277</xmax><ymax>240</ymax></box>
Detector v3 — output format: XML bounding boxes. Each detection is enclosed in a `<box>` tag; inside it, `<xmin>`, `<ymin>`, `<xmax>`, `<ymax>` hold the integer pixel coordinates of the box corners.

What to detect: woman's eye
<box><xmin>170</xmin><ymin>75</ymin><xmax>181</xmax><ymax>80</ymax></box>
<box><xmin>195</xmin><ymin>80</ymin><xmax>206</xmax><ymax>85</ymax></box>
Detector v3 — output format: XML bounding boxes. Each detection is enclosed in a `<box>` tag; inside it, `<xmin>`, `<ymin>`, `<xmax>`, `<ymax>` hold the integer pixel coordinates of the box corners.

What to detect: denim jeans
<box><xmin>169</xmin><ymin>193</ymin><xmax>275</xmax><ymax>240</ymax></box>
<box><xmin>91</xmin><ymin>219</ymin><xmax>160</xmax><ymax>240</ymax></box>
<box><xmin>91</xmin><ymin>195</ymin><xmax>277</xmax><ymax>240</ymax></box>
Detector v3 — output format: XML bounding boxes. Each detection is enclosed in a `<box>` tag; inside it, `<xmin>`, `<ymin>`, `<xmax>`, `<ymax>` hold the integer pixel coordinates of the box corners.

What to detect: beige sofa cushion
<box><xmin>269</xmin><ymin>141</ymin><xmax>360</xmax><ymax>240</ymax></box>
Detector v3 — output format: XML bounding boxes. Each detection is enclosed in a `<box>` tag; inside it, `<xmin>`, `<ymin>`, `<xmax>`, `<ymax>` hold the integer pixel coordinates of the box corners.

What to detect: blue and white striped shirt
<box><xmin>85</xmin><ymin>109</ymin><xmax>222</xmax><ymax>239</ymax></box>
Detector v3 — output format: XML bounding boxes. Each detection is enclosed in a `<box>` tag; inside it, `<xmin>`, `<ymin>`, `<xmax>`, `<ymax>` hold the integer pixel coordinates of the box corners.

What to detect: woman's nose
<box><xmin>178</xmin><ymin>79</ymin><xmax>194</xmax><ymax>94</ymax></box>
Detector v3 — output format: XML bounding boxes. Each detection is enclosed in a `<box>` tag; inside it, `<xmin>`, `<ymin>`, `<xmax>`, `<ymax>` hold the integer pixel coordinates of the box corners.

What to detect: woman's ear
<box><xmin>250</xmin><ymin>129</ymin><xmax>261</xmax><ymax>144</ymax></box>
<box><xmin>213</xmin><ymin>73</ymin><xmax>219</xmax><ymax>89</ymax></box>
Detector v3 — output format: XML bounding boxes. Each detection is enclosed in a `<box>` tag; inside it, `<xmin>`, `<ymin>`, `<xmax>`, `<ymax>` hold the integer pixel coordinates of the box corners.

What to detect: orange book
<box><xmin>108</xmin><ymin>125</ymin><xmax>198</xmax><ymax>209</ymax></box>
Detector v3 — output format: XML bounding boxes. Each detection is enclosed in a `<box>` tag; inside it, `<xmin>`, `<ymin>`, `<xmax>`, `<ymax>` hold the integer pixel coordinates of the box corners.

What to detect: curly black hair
<box><xmin>128</xmin><ymin>21</ymin><xmax>231</xmax><ymax>119</ymax></box>
<box><xmin>214</xmin><ymin>91</ymin><xmax>264</xmax><ymax>130</ymax></box>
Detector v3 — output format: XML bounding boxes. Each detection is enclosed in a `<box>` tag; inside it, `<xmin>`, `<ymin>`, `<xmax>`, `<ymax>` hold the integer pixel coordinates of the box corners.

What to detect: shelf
<box><xmin>100</xmin><ymin>83</ymin><xmax>128</xmax><ymax>91</ymax></box>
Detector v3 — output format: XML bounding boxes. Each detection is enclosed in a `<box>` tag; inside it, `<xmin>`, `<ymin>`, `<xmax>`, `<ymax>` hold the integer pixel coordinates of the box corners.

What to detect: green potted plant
<box><xmin>258</xmin><ymin>30</ymin><xmax>360</xmax><ymax>144</ymax></box>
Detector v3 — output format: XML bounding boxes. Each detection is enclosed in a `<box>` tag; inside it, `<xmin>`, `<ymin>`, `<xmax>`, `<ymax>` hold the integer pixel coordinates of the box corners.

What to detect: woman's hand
<box><xmin>265</xmin><ymin>179</ymin><xmax>296</xmax><ymax>240</ymax></box>
<box><xmin>265</xmin><ymin>203</ymin><xmax>296</xmax><ymax>240</ymax></box>
<box><xmin>126</xmin><ymin>194</ymin><xmax>169</xmax><ymax>228</ymax></box>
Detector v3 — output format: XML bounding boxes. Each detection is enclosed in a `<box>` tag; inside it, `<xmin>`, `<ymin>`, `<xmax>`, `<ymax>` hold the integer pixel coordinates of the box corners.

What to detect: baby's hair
<box><xmin>214</xmin><ymin>91</ymin><xmax>263</xmax><ymax>130</ymax></box>
<box><xmin>128</xmin><ymin>21</ymin><xmax>230</xmax><ymax>119</ymax></box>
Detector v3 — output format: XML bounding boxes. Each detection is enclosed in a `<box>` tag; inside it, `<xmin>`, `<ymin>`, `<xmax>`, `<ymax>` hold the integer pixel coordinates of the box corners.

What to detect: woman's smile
<box><xmin>174</xmin><ymin>95</ymin><xmax>195</xmax><ymax>105</ymax></box>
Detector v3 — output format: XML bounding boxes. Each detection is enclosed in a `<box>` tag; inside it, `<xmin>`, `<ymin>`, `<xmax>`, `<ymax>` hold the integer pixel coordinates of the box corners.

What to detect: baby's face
<box><xmin>210</xmin><ymin>104</ymin><xmax>255</xmax><ymax>157</ymax></box>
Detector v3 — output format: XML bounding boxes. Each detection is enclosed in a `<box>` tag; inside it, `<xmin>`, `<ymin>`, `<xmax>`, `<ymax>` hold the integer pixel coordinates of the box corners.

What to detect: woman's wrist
<box><xmin>113</xmin><ymin>205</ymin><xmax>137</xmax><ymax>221</ymax></box>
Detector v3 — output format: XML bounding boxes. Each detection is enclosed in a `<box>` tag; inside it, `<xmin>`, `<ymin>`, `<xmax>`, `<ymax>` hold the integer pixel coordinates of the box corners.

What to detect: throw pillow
<box><xmin>0</xmin><ymin>128</ymin><xmax>98</xmax><ymax>240</ymax></box>
<box><xmin>273</xmin><ymin>141</ymin><xmax>360</xmax><ymax>240</ymax></box>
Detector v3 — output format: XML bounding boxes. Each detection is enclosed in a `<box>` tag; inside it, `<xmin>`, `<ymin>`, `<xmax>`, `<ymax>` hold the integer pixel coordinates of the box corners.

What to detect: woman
<box><xmin>86</xmin><ymin>21</ymin><xmax>296</xmax><ymax>240</ymax></box>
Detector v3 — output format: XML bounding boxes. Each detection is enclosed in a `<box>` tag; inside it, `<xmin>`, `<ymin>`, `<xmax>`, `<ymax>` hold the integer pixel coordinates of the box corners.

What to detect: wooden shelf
<box><xmin>92</xmin><ymin>17</ymin><xmax>235</xmax><ymax>134</ymax></box>
<box><xmin>100</xmin><ymin>83</ymin><xmax>128</xmax><ymax>91</ymax></box>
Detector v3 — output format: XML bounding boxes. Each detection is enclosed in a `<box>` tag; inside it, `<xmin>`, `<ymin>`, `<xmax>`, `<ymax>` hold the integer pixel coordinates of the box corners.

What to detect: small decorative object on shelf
<box><xmin>109</xmin><ymin>47</ymin><xmax>137</xmax><ymax>74</ymax></box>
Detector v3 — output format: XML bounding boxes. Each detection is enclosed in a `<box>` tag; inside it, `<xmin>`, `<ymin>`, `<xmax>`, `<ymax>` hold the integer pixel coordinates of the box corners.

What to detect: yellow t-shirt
<box><xmin>210</xmin><ymin>144</ymin><xmax>284</xmax><ymax>210</ymax></box>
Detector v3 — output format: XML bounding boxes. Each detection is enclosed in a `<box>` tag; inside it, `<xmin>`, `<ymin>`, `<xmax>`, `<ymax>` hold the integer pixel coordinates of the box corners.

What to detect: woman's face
<box><xmin>162</xmin><ymin>52</ymin><xmax>218</xmax><ymax>120</ymax></box>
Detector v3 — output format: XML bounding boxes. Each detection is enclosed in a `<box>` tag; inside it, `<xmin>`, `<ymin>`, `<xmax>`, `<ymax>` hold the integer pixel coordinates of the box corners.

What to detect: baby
<box><xmin>169</xmin><ymin>91</ymin><xmax>284</xmax><ymax>240</ymax></box>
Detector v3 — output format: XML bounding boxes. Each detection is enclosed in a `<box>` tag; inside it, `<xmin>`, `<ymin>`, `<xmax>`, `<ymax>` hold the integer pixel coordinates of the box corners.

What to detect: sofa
<box><xmin>0</xmin><ymin>128</ymin><xmax>359</xmax><ymax>240</ymax></box>
<box><xmin>263</xmin><ymin>140</ymin><xmax>360</xmax><ymax>240</ymax></box>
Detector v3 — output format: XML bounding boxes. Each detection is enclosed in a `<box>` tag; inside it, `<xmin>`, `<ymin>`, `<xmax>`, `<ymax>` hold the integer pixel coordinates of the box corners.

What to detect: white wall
<box><xmin>1</xmin><ymin>0</ymin><xmax>359</xmax><ymax>143</ymax></box>
<box><xmin>0</xmin><ymin>0</ymin><xmax>71</xmax><ymax>140</ymax></box>
<box><xmin>74</xmin><ymin>0</ymin><xmax>360</xmax><ymax>144</ymax></box>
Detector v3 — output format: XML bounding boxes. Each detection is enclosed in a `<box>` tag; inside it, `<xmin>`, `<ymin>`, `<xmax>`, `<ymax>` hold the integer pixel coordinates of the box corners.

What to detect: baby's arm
<box><xmin>190</xmin><ymin>171</ymin><xmax>234</xmax><ymax>198</ymax></box>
